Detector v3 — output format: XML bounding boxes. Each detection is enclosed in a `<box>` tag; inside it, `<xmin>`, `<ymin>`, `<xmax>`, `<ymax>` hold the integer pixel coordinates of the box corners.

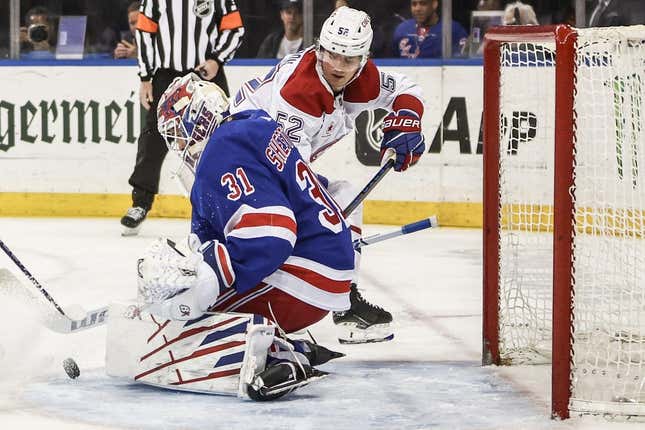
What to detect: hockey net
<box><xmin>482</xmin><ymin>25</ymin><xmax>645</xmax><ymax>419</ymax></box>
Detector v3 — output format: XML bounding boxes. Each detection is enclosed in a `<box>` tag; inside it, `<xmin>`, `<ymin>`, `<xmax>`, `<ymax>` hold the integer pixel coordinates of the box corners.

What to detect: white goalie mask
<box><xmin>317</xmin><ymin>6</ymin><xmax>373</xmax><ymax>69</ymax></box>
<box><xmin>157</xmin><ymin>73</ymin><xmax>229</xmax><ymax>188</ymax></box>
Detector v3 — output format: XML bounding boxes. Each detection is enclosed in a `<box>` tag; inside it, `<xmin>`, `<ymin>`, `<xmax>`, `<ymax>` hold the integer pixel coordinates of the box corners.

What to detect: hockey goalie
<box><xmin>107</xmin><ymin>73</ymin><xmax>352</xmax><ymax>400</ymax></box>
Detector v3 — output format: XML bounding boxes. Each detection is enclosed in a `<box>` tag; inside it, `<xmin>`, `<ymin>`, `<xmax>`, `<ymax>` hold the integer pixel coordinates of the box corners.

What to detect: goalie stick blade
<box><xmin>0</xmin><ymin>268</ymin><xmax>108</xmax><ymax>334</ymax></box>
<box><xmin>44</xmin><ymin>306</ymin><xmax>109</xmax><ymax>334</ymax></box>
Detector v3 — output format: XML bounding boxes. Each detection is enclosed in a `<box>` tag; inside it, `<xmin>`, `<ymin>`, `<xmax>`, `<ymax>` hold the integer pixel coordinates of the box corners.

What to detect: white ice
<box><xmin>0</xmin><ymin>217</ymin><xmax>640</xmax><ymax>429</ymax></box>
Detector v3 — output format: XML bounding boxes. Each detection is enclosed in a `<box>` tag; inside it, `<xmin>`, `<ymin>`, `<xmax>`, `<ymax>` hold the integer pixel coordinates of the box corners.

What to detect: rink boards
<box><xmin>0</xmin><ymin>60</ymin><xmax>486</xmax><ymax>226</ymax></box>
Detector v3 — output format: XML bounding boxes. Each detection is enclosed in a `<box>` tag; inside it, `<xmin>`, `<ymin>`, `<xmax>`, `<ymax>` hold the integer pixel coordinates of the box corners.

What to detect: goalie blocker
<box><xmin>106</xmin><ymin>303</ymin><xmax>342</xmax><ymax>400</ymax></box>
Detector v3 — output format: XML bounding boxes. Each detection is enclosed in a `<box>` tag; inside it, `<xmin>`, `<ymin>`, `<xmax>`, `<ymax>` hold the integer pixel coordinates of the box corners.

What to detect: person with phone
<box><xmin>114</xmin><ymin>1</ymin><xmax>140</xmax><ymax>59</ymax></box>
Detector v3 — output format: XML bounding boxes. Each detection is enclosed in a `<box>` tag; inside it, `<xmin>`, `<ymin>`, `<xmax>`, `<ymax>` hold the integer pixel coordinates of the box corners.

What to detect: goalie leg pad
<box><xmin>106</xmin><ymin>302</ymin><xmax>274</xmax><ymax>397</ymax></box>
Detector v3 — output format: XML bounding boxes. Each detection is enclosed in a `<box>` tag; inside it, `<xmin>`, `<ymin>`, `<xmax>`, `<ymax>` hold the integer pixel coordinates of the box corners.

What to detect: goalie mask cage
<box><xmin>482</xmin><ymin>25</ymin><xmax>645</xmax><ymax>419</ymax></box>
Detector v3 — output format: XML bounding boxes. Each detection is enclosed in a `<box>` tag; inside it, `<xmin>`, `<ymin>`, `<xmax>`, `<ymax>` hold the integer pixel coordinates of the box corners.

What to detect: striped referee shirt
<box><xmin>135</xmin><ymin>0</ymin><xmax>245</xmax><ymax>81</ymax></box>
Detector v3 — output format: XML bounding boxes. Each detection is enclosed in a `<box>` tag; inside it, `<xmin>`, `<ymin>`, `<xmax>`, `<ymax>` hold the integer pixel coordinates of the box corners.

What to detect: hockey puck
<box><xmin>63</xmin><ymin>358</ymin><xmax>80</xmax><ymax>379</ymax></box>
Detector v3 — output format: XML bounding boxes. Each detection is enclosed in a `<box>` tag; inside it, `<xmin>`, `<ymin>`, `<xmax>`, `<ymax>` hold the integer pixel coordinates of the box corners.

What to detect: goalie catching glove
<box><xmin>137</xmin><ymin>236</ymin><xmax>234</xmax><ymax>320</ymax></box>
<box><xmin>380</xmin><ymin>109</ymin><xmax>425</xmax><ymax>172</ymax></box>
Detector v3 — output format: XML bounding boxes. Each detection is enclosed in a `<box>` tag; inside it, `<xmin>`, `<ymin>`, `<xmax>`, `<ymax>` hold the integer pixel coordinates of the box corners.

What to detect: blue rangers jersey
<box><xmin>191</xmin><ymin>109</ymin><xmax>354</xmax><ymax>311</ymax></box>
<box><xmin>392</xmin><ymin>18</ymin><xmax>467</xmax><ymax>59</ymax></box>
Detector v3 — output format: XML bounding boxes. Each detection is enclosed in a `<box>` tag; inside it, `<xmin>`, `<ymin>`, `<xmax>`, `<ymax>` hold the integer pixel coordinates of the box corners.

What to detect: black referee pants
<box><xmin>128</xmin><ymin>67</ymin><xmax>229</xmax><ymax>210</ymax></box>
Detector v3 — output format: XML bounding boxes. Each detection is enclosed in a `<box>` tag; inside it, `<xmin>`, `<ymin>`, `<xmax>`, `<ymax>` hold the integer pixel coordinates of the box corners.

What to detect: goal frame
<box><xmin>481</xmin><ymin>25</ymin><xmax>577</xmax><ymax>420</ymax></box>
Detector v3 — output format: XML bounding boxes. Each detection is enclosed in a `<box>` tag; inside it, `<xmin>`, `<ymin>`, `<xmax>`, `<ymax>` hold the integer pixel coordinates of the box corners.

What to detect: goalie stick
<box><xmin>1</xmin><ymin>159</ymin><xmax>399</xmax><ymax>334</ymax></box>
<box><xmin>0</xmin><ymin>214</ymin><xmax>433</xmax><ymax>335</ymax></box>
<box><xmin>0</xmin><ymin>239</ymin><xmax>66</xmax><ymax>316</ymax></box>
<box><xmin>0</xmin><ymin>239</ymin><xmax>108</xmax><ymax>333</ymax></box>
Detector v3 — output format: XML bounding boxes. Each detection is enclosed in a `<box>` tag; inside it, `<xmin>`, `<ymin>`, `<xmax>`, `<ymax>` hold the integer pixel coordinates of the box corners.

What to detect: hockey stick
<box><xmin>352</xmin><ymin>215</ymin><xmax>438</xmax><ymax>250</ymax></box>
<box><xmin>342</xmin><ymin>158</ymin><xmax>395</xmax><ymax>217</ymax></box>
<box><xmin>0</xmin><ymin>239</ymin><xmax>108</xmax><ymax>333</ymax></box>
<box><xmin>48</xmin><ymin>305</ymin><xmax>109</xmax><ymax>333</ymax></box>
<box><xmin>0</xmin><ymin>239</ymin><xmax>66</xmax><ymax>316</ymax></box>
<box><xmin>3</xmin><ymin>159</ymin><xmax>392</xmax><ymax>333</ymax></box>
<box><xmin>20</xmin><ymin>212</ymin><xmax>436</xmax><ymax>333</ymax></box>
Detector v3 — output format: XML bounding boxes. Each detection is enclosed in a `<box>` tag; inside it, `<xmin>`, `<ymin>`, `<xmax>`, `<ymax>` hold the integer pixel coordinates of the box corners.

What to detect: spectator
<box><xmin>374</xmin><ymin>0</ymin><xmax>410</xmax><ymax>57</ymax></box>
<box><xmin>333</xmin><ymin>0</ymin><xmax>392</xmax><ymax>57</ymax></box>
<box><xmin>555</xmin><ymin>3</ymin><xmax>575</xmax><ymax>26</ymax></box>
<box><xmin>114</xmin><ymin>1</ymin><xmax>139</xmax><ymax>59</ymax></box>
<box><xmin>120</xmin><ymin>0</ymin><xmax>245</xmax><ymax>235</ymax></box>
<box><xmin>392</xmin><ymin>0</ymin><xmax>468</xmax><ymax>58</ymax></box>
<box><xmin>587</xmin><ymin>0</ymin><xmax>645</xmax><ymax>27</ymax></box>
<box><xmin>463</xmin><ymin>0</ymin><xmax>505</xmax><ymax>57</ymax></box>
<box><xmin>257</xmin><ymin>0</ymin><xmax>303</xmax><ymax>58</ymax></box>
<box><xmin>0</xmin><ymin>1</ymin><xmax>8</xmax><ymax>58</ymax></box>
<box><xmin>20</xmin><ymin>6</ymin><xmax>55</xmax><ymax>58</ymax></box>
<box><xmin>503</xmin><ymin>1</ymin><xmax>539</xmax><ymax>25</ymax></box>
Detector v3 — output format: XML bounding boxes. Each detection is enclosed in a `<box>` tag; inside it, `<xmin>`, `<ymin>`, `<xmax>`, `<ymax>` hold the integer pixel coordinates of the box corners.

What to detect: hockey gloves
<box><xmin>380</xmin><ymin>109</ymin><xmax>425</xmax><ymax>172</ymax></box>
<box><xmin>137</xmin><ymin>237</ymin><xmax>222</xmax><ymax>320</ymax></box>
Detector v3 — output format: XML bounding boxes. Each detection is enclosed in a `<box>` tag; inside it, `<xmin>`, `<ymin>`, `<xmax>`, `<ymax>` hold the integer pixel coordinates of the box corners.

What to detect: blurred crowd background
<box><xmin>1</xmin><ymin>0</ymin><xmax>644</xmax><ymax>60</ymax></box>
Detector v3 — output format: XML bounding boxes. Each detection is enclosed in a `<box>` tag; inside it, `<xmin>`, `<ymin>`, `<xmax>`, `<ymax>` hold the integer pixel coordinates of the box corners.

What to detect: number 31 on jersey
<box><xmin>220</xmin><ymin>162</ymin><xmax>345</xmax><ymax>234</ymax></box>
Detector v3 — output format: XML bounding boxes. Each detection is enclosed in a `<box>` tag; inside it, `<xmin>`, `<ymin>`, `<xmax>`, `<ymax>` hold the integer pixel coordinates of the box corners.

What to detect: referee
<box><xmin>121</xmin><ymin>0</ymin><xmax>245</xmax><ymax>235</ymax></box>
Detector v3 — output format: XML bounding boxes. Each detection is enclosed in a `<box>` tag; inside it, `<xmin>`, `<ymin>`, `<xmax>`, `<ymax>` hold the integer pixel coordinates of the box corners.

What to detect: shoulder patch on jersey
<box><xmin>343</xmin><ymin>60</ymin><xmax>380</xmax><ymax>103</ymax></box>
<box><xmin>280</xmin><ymin>51</ymin><xmax>334</xmax><ymax>118</ymax></box>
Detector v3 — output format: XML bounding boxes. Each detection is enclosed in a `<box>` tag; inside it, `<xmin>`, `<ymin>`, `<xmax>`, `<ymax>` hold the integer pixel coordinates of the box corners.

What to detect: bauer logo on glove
<box><xmin>382</xmin><ymin>115</ymin><xmax>420</xmax><ymax>131</ymax></box>
<box><xmin>380</xmin><ymin>109</ymin><xmax>425</xmax><ymax>172</ymax></box>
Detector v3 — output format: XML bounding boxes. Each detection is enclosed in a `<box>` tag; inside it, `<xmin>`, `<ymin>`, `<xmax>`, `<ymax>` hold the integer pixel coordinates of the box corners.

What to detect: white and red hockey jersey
<box><xmin>231</xmin><ymin>47</ymin><xmax>425</xmax><ymax>163</ymax></box>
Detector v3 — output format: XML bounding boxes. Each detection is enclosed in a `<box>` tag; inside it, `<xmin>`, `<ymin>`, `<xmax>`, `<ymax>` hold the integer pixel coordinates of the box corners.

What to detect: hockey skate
<box><xmin>120</xmin><ymin>206</ymin><xmax>148</xmax><ymax>236</ymax></box>
<box><xmin>246</xmin><ymin>361</ymin><xmax>328</xmax><ymax>401</ymax></box>
<box><xmin>333</xmin><ymin>283</ymin><xmax>394</xmax><ymax>344</ymax></box>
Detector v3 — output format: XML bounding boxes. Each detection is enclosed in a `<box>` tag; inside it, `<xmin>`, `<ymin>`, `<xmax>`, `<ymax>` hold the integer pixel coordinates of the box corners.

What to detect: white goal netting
<box><xmin>495</xmin><ymin>26</ymin><xmax>645</xmax><ymax>415</ymax></box>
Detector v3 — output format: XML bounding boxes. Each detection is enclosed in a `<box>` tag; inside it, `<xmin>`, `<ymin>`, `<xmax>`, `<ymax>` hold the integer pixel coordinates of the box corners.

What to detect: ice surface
<box><xmin>0</xmin><ymin>218</ymin><xmax>641</xmax><ymax>429</ymax></box>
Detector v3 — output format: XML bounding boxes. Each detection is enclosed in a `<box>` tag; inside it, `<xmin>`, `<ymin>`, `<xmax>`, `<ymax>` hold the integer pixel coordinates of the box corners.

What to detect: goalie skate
<box><xmin>246</xmin><ymin>361</ymin><xmax>328</xmax><ymax>401</ymax></box>
<box><xmin>333</xmin><ymin>283</ymin><xmax>394</xmax><ymax>344</ymax></box>
<box><xmin>290</xmin><ymin>339</ymin><xmax>345</xmax><ymax>365</ymax></box>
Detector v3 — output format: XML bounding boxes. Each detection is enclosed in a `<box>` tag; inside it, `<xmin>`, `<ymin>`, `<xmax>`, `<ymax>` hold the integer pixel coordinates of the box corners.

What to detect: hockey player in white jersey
<box><xmin>108</xmin><ymin>74</ymin><xmax>350</xmax><ymax>401</ymax></box>
<box><xmin>230</xmin><ymin>6</ymin><xmax>426</xmax><ymax>343</ymax></box>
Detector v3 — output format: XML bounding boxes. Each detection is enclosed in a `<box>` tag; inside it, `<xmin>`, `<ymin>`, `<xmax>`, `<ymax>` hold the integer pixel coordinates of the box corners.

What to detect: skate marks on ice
<box><xmin>22</xmin><ymin>362</ymin><xmax>546</xmax><ymax>430</ymax></box>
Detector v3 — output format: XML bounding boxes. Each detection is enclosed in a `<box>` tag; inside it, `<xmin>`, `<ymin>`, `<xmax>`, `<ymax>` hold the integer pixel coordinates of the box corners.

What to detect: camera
<box><xmin>28</xmin><ymin>24</ymin><xmax>49</xmax><ymax>43</ymax></box>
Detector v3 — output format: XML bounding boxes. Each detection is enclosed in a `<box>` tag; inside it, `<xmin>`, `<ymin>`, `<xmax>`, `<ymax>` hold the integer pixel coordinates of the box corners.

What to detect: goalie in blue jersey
<box><xmin>130</xmin><ymin>73</ymin><xmax>353</xmax><ymax>400</ymax></box>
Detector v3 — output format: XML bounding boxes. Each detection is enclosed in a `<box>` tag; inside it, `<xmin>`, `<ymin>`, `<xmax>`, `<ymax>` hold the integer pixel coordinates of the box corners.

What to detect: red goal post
<box><xmin>482</xmin><ymin>24</ymin><xmax>645</xmax><ymax>419</ymax></box>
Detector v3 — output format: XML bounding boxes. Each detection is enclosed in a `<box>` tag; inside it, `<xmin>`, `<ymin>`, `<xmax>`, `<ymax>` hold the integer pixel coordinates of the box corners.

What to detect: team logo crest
<box><xmin>354</xmin><ymin>108</ymin><xmax>388</xmax><ymax>166</ymax></box>
<box><xmin>193</xmin><ymin>0</ymin><xmax>214</xmax><ymax>18</ymax></box>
